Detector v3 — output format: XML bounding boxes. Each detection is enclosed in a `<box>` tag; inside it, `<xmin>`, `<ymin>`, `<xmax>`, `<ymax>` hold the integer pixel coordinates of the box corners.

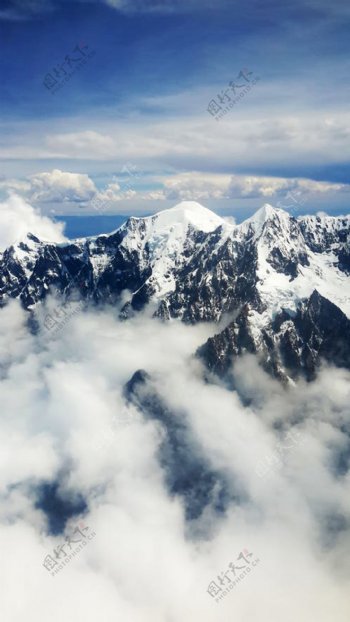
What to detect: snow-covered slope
<box><xmin>236</xmin><ymin>204</ymin><xmax>350</xmax><ymax>318</ymax></box>
<box><xmin>1</xmin><ymin>200</ymin><xmax>349</xmax><ymax>317</ymax></box>
<box><xmin>118</xmin><ymin>201</ymin><xmax>225</xmax><ymax>297</ymax></box>
<box><xmin>1</xmin><ymin>200</ymin><xmax>350</xmax><ymax>380</ymax></box>
<box><xmin>143</xmin><ymin>200</ymin><xmax>224</xmax><ymax>233</ymax></box>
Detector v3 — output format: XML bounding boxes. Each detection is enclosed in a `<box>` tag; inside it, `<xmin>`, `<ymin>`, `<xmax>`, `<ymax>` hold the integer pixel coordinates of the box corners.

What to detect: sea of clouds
<box><xmin>0</xmin><ymin>197</ymin><xmax>349</xmax><ymax>621</ymax></box>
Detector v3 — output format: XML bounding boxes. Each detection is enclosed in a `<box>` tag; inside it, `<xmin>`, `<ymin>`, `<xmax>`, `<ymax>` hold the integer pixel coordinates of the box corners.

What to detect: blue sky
<box><xmin>0</xmin><ymin>0</ymin><xmax>349</xmax><ymax>226</ymax></box>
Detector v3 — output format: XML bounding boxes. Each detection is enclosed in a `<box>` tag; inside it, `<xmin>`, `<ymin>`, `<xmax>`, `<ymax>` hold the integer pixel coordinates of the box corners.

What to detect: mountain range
<box><xmin>1</xmin><ymin>200</ymin><xmax>350</xmax><ymax>383</ymax></box>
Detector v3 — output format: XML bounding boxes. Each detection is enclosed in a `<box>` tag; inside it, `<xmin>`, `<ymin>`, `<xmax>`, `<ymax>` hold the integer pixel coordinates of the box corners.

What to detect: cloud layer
<box><xmin>0</xmin><ymin>288</ymin><xmax>349</xmax><ymax>621</ymax></box>
<box><xmin>1</xmin><ymin>169</ymin><xmax>349</xmax><ymax>217</ymax></box>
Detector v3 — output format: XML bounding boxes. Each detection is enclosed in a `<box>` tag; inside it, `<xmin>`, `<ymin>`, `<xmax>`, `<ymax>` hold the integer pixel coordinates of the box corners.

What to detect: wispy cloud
<box><xmin>103</xmin><ymin>0</ymin><xmax>231</xmax><ymax>13</ymax></box>
<box><xmin>0</xmin><ymin>0</ymin><xmax>54</xmax><ymax>20</ymax></box>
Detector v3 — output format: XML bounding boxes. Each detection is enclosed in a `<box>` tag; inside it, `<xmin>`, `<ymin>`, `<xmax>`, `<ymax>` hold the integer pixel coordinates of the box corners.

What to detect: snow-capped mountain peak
<box><xmin>249</xmin><ymin>202</ymin><xmax>283</xmax><ymax>221</ymax></box>
<box><xmin>1</xmin><ymin>200</ymin><xmax>350</xmax><ymax>380</ymax></box>
<box><xmin>1</xmin><ymin>199</ymin><xmax>350</xmax><ymax>335</ymax></box>
<box><xmin>240</xmin><ymin>203</ymin><xmax>290</xmax><ymax>238</ymax></box>
<box><xmin>147</xmin><ymin>201</ymin><xmax>224</xmax><ymax>234</ymax></box>
<box><xmin>114</xmin><ymin>202</ymin><xmax>227</xmax><ymax>299</ymax></box>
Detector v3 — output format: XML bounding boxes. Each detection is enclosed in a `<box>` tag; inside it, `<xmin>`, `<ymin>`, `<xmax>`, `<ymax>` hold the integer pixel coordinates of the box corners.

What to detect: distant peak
<box><xmin>240</xmin><ymin>203</ymin><xmax>289</xmax><ymax>235</ymax></box>
<box><xmin>148</xmin><ymin>200</ymin><xmax>224</xmax><ymax>233</ymax></box>
<box><xmin>254</xmin><ymin>203</ymin><xmax>287</xmax><ymax>220</ymax></box>
<box><xmin>171</xmin><ymin>200</ymin><xmax>208</xmax><ymax>211</ymax></box>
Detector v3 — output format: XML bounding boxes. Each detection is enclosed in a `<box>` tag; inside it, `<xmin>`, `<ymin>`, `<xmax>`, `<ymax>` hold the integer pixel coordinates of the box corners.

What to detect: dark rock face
<box><xmin>155</xmin><ymin>233</ymin><xmax>264</xmax><ymax>323</ymax></box>
<box><xmin>198</xmin><ymin>291</ymin><xmax>350</xmax><ymax>382</ymax></box>
<box><xmin>299</xmin><ymin>215</ymin><xmax>350</xmax><ymax>274</ymax></box>
<box><xmin>0</xmin><ymin>218</ymin><xmax>265</xmax><ymax>322</ymax></box>
<box><xmin>293</xmin><ymin>291</ymin><xmax>350</xmax><ymax>375</ymax></box>
<box><xmin>124</xmin><ymin>370</ymin><xmax>233</xmax><ymax>521</ymax></box>
<box><xmin>35</xmin><ymin>481</ymin><xmax>87</xmax><ymax>535</ymax></box>
<box><xmin>262</xmin><ymin>214</ymin><xmax>310</xmax><ymax>279</ymax></box>
<box><xmin>338</xmin><ymin>246</ymin><xmax>350</xmax><ymax>274</ymax></box>
<box><xmin>267</xmin><ymin>246</ymin><xmax>309</xmax><ymax>279</ymax></box>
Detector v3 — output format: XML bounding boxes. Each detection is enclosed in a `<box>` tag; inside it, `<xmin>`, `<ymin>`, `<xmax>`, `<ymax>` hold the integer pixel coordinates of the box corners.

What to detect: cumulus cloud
<box><xmin>1</xmin><ymin>169</ymin><xmax>348</xmax><ymax>216</ymax></box>
<box><xmin>227</xmin><ymin>174</ymin><xmax>348</xmax><ymax>200</ymax></box>
<box><xmin>0</xmin><ymin>194</ymin><xmax>66</xmax><ymax>250</ymax></box>
<box><xmin>0</xmin><ymin>169</ymin><xmax>97</xmax><ymax>205</ymax></box>
<box><xmin>0</xmin><ymin>169</ymin><xmax>137</xmax><ymax>213</ymax></box>
<box><xmin>0</xmin><ymin>295</ymin><xmax>349</xmax><ymax>621</ymax></box>
<box><xmin>138</xmin><ymin>171</ymin><xmax>349</xmax><ymax>203</ymax></box>
<box><xmin>27</xmin><ymin>169</ymin><xmax>97</xmax><ymax>203</ymax></box>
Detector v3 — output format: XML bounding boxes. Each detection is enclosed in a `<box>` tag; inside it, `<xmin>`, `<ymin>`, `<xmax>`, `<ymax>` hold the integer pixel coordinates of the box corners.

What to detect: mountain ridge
<box><xmin>1</xmin><ymin>200</ymin><xmax>349</xmax><ymax>382</ymax></box>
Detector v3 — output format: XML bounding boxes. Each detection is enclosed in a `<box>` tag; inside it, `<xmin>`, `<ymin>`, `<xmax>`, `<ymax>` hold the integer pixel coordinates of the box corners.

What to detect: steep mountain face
<box><xmin>124</xmin><ymin>369</ymin><xmax>232</xmax><ymax>522</ymax></box>
<box><xmin>1</xmin><ymin>200</ymin><xmax>349</xmax><ymax>381</ymax></box>
<box><xmin>0</xmin><ymin>202</ymin><xmax>224</xmax><ymax>314</ymax></box>
<box><xmin>198</xmin><ymin>290</ymin><xmax>350</xmax><ymax>383</ymax></box>
<box><xmin>299</xmin><ymin>214</ymin><xmax>350</xmax><ymax>267</ymax></box>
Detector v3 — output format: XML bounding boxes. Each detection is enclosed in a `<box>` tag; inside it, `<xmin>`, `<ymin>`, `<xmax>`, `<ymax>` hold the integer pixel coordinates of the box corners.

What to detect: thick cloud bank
<box><xmin>0</xmin><ymin>194</ymin><xmax>66</xmax><ymax>251</ymax></box>
<box><xmin>0</xmin><ymin>296</ymin><xmax>349</xmax><ymax>621</ymax></box>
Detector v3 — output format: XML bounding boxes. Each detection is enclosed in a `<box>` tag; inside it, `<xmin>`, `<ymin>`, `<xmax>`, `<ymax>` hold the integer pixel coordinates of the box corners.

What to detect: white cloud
<box><xmin>0</xmin><ymin>297</ymin><xmax>349</xmax><ymax>620</ymax></box>
<box><xmin>1</xmin><ymin>169</ymin><xmax>348</xmax><ymax>217</ymax></box>
<box><xmin>2</xmin><ymin>110</ymin><xmax>350</xmax><ymax>172</ymax></box>
<box><xmin>138</xmin><ymin>171</ymin><xmax>350</xmax><ymax>203</ymax></box>
<box><xmin>0</xmin><ymin>194</ymin><xmax>66</xmax><ymax>250</ymax></box>
<box><xmin>0</xmin><ymin>169</ymin><xmax>97</xmax><ymax>206</ymax></box>
<box><xmin>227</xmin><ymin>174</ymin><xmax>348</xmax><ymax>200</ymax></box>
<box><xmin>28</xmin><ymin>169</ymin><xmax>97</xmax><ymax>203</ymax></box>
<box><xmin>45</xmin><ymin>131</ymin><xmax>116</xmax><ymax>159</ymax></box>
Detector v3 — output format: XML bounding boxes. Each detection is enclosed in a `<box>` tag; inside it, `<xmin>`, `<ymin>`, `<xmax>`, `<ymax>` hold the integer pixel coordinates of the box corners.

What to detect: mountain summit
<box><xmin>142</xmin><ymin>200</ymin><xmax>225</xmax><ymax>233</ymax></box>
<box><xmin>0</xmin><ymin>201</ymin><xmax>349</xmax><ymax>380</ymax></box>
<box><xmin>241</xmin><ymin>202</ymin><xmax>287</xmax><ymax>233</ymax></box>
